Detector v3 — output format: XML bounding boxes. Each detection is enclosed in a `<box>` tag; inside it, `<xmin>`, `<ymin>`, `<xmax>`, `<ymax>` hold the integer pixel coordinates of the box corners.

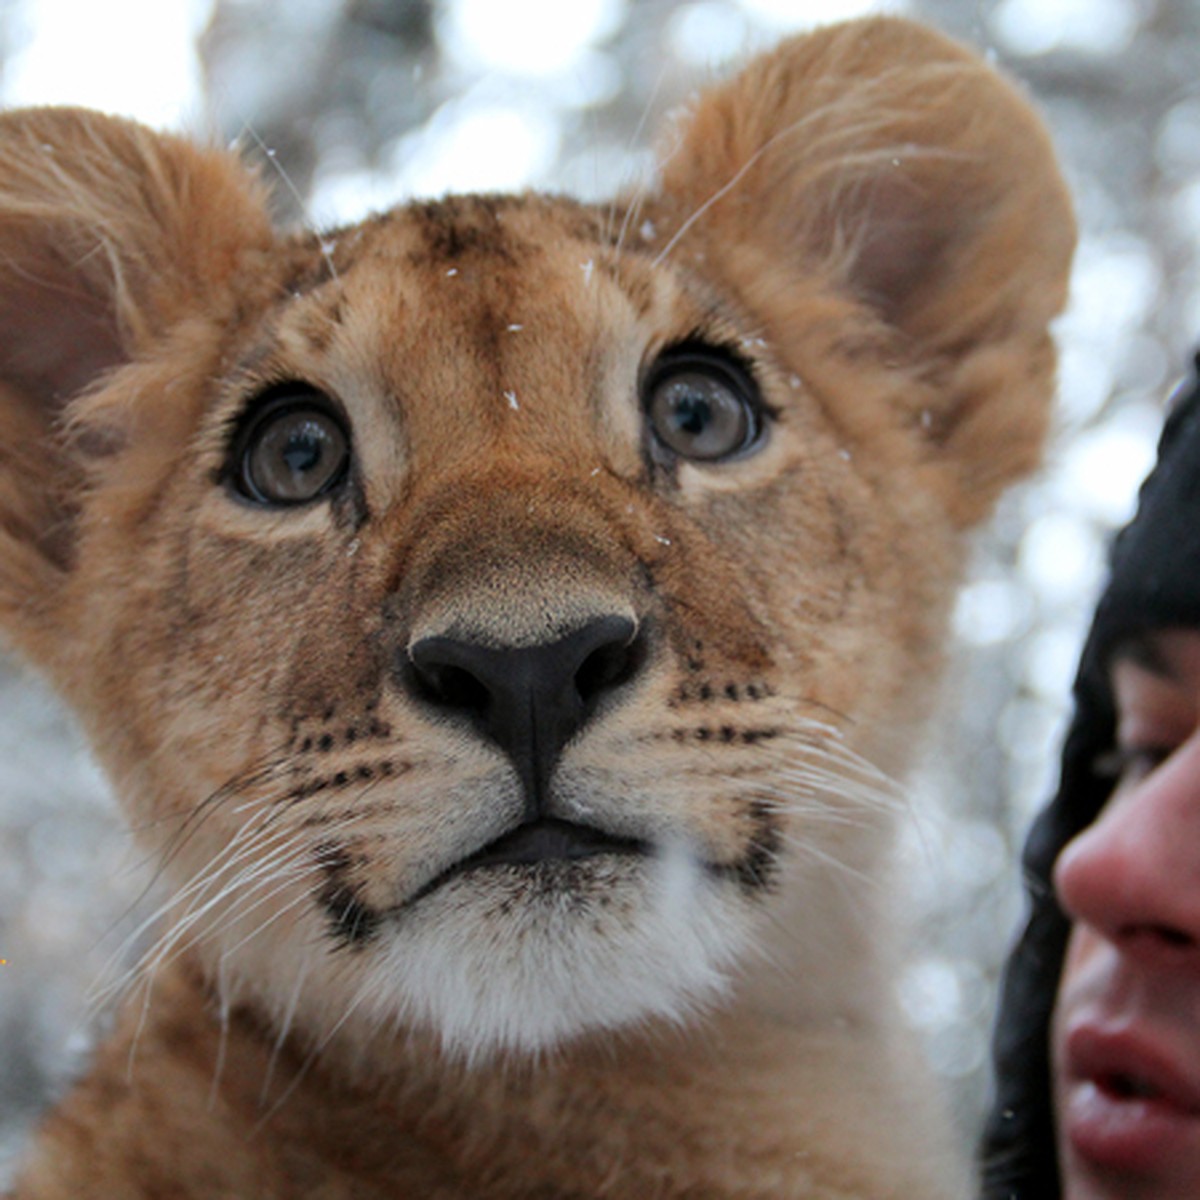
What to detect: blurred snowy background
<box><xmin>0</xmin><ymin>0</ymin><xmax>1197</xmax><ymax>1177</ymax></box>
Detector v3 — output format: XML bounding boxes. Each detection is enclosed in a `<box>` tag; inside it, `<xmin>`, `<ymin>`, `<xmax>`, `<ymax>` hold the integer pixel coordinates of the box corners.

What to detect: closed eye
<box><xmin>1092</xmin><ymin>744</ymin><xmax>1175</xmax><ymax>787</ymax></box>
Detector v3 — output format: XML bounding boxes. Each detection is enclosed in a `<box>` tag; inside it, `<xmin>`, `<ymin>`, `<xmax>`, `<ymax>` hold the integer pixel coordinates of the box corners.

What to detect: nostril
<box><xmin>575</xmin><ymin>625</ymin><xmax>645</xmax><ymax>706</ymax></box>
<box><xmin>410</xmin><ymin>659</ymin><xmax>491</xmax><ymax>716</ymax></box>
<box><xmin>1123</xmin><ymin>923</ymin><xmax>1197</xmax><ymax>950</ymax></box>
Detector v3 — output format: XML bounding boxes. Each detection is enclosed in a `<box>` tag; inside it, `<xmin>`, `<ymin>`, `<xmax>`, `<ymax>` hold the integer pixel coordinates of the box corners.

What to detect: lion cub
<box><xmin>0</xmin><ymin>17</ymin><xmax>1071</xmax><ymax>1199</ymax></box>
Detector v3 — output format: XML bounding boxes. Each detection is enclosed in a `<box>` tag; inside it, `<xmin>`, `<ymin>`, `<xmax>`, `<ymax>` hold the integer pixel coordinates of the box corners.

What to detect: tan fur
<box><xmin>0</xmin><ymin>19</ymin><xmax>1073</xmax><ymax>1199</ymax></box>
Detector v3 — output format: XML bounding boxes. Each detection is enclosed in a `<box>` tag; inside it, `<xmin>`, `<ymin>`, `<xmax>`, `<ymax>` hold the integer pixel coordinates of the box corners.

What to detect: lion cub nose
<box><xmin>406</xmin><ymin>615</ymin><xmax>644</xmax><ymax>809</ymax></box>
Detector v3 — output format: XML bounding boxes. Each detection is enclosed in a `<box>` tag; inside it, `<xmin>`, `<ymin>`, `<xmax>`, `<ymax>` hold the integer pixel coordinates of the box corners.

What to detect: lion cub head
<box><xmin>0</xmin><ymin>19</ymin><xmax>1072</xmax><ymax>1060</ymax></box>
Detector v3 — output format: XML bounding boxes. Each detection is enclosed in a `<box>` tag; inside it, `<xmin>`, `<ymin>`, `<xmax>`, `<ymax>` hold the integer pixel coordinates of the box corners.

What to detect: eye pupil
<box><xmin>670</xmin><ymin>393</ymin><xmax>712</xmax><ymax>437</ymax></box>
<box><xmin>282</xmin><ymin>424</ymin><xmax>327</xmax><ymax>474</ymax></box>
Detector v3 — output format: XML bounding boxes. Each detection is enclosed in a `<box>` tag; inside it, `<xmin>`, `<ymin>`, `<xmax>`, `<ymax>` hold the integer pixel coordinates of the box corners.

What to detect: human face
<box><xmin>1052</xmin><ymin>628</ymin><xmax>1200</xmax><ymax>1200</ymax></box>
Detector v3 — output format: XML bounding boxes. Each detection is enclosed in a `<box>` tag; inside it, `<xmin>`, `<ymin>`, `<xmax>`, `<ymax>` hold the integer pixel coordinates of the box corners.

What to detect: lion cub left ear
<box><xmin>0</xmin><ymin>109</ymin><xmax>274</xmax><ymax>653</ymax></box>
<box><xmin>646</xmin><ymin>17</ymin><xmax>1076</xmax><ymax>526</ymax></box>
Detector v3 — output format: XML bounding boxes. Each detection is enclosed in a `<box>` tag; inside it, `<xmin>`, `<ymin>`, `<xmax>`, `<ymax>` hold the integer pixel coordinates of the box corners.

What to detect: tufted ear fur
<box><xmin>0</xmin><ymin>109</ymin><xmax>274</xmax><ymax>645</ymax></box>
<box><xmin>645</xmin><ymin>17</ymin><xmax>1076</xmax><ymax>526</ymax></box>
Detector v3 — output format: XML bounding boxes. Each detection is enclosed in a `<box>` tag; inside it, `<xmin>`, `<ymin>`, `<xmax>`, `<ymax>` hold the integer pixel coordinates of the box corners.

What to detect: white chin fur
<box><xmin>356</xmin><ymin>844</ymin><xmax>753</xmax><ymax>1061</ymax></box>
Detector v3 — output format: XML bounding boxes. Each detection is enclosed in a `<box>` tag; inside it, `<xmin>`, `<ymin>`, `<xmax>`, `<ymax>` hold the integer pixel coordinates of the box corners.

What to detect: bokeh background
<box><xmin>1</xmin><ymin>0</ymin><xmax>1196</xmax><ymax>1178</ymax></box>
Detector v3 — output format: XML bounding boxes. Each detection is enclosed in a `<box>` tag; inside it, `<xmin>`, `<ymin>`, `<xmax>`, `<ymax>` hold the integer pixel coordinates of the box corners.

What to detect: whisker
<box><xmin>650</xmin><ymin>65</ymin><xmax>975</xmax><ymax>272</ymax></box>
<box><xmin>115</xmin><ymin>749</ymin><xmax>297</xmax><ymax>933</ymax></box>
<box><xmin>612</xmin><ymin>64</ymin><xmax>669</xmax><ymax>256</ymax></box>
<box><xmin>237</xmin><ymin>122</ymin><xmax>339</xmax><ymax>283</ymax></box>
<box><xmin>254</xmin><ymin>976</ymin><xmax>374</xmax><ymax>1129</ymax></box>
<box><xmin>777</xmin><ymin>831</ymin><xmax>883</xmax><ymax>893</ymax></box>
<box><xmin>97</xmin><ymin>790</ymin><xmax>377</xmax><ymax>1022</ymax></box>
<box><xmin>133</xmin><ymin>838</ymin><xmax>315</xmax><ymax>978</ymax></box>
<box><xmin>209</xmin><ymin>953</ymin><xmax>234</xmax><ymax>1110</ymax></box>
<box><xmin>260</xmin><ymin>956</ymin><xmax>311</xmax><ymax>1108</ymax></box>
<box><xmin>91</xmin><ymin>818</ymin><xmax>312</xmax><ymax>1012</ymax></box>
<box><xmin>212</xmin><ymin>862</ymin><xmax>334</xmax><ymax>962</ymax></box>
<box><xmin>91</xmin><ymin>803</ymin><xmax>289</xmax><ymax>992</ymax></box>
<box><xmin>651</xmin><ymin>139</ymin><xmax>773</xmax><ymax>270</ymax></box>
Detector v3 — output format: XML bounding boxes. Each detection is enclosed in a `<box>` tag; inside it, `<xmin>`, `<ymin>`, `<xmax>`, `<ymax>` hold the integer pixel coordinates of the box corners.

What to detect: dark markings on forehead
<box><xmin>404</xmin><ymin>193</ymin><xmax>610</xmax><ymax>268</ymax></box>
<box><xmin>407</xmin><ymin>195</ymin><xmax>524</xmax><ymax>266</ymax></box>
<box><xmin>273</xmin><ymin>211</ymin><xmax>406</xmax><ymax>303</ymax></box>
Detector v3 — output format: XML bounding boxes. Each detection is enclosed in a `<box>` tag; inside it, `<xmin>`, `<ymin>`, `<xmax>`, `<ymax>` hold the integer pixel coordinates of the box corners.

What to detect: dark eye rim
<box><xmin>641</xmin><ymin>340</ymin><xmax>768</xmax><ymax>464</ymax></box>
<box><xmin>225</xmin><ymin>382</ymin><xmax>353</xmax><ymax>507</ymax></box>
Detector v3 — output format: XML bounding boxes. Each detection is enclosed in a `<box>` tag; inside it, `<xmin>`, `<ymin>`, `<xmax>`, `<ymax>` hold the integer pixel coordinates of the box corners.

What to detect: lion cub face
<box><xmin>157</xmin><ymin>197</ymin><xmax>822</xmax><ymax>1052</ymax></box>
<box><xmin>0</xmin><ymin>19</ymin><xmax>1073</xmax><ymax>1059</ymax></box>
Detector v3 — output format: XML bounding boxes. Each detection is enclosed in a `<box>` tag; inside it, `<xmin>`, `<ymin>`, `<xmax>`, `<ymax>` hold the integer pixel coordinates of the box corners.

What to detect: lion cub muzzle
<box><xmin>385</xmin><ymin>465</ymin><xmax>659</xmax><ymax>893</ymax></box>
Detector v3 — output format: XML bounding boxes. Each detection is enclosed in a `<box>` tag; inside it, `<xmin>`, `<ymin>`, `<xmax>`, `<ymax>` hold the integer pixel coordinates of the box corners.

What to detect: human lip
<box><xmin>1061</xmin><ymin>1022</ymin><xmax>1200</xmax><ymax>1174</ymax></box>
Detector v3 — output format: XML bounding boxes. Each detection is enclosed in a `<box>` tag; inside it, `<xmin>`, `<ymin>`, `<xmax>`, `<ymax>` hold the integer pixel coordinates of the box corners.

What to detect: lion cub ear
<box><xmin>646</xmin><ymin>17</ymin><xmax>1076</xmax><ymax>526</ymax></box>
<box><xmin>0</xmin><ymin>109</ymin><xmax>273</xmax><ymax>648</ymax></box>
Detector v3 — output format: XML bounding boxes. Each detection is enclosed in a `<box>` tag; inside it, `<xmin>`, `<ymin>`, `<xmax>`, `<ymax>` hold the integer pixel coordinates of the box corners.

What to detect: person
<box><xmin>983</xmin><ymin>355</ymin><xmax>1200</xmax><ymax>1200</ymax></box>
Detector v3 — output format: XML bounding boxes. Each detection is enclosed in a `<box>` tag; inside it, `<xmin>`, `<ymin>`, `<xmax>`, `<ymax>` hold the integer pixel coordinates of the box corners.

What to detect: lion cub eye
<box><xmin>231</xmin><ymin>385</ymin><xmax>351</xmax><ymax>506</ymax></box>
<box><xmin>645</xmin><ymin>347</ymin><xmax>763</xmax><ymax>462</ymax></box>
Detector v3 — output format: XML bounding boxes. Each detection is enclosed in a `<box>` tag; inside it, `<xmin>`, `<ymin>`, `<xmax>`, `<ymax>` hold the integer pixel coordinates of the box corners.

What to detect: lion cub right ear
<box><xmin>644</xmin><ymin>17</ymin><xmax>1075</xmax><ymax>528</ymax></box>
<box><xmin>0</xmin><ymin>109</ymin><xmax>273</xmax><ymax>654</ymax></box>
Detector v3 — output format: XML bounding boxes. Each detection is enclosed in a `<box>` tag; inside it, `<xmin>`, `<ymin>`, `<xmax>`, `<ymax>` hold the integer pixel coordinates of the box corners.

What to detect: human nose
<box><xmin>1053</xmin><ymin>735</ymin><xmax>1200</xmax><ymax>963</ymax></box>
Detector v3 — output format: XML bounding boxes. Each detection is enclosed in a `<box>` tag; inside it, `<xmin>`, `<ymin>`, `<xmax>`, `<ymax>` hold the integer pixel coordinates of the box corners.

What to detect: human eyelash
<box><xmin>1092</xmin><ymin>744</ymin><xmax>1173</xmax><ymax>782</ymax></box>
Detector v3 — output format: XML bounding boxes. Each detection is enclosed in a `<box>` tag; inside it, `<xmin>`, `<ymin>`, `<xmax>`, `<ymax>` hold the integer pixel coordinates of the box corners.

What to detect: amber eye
<box><xmin>645</xmin><ymin>349</ymin><xmax>762</xmax><ymax>462</ymax></box>
<box><xmin>232</xmin><ymin>386</ymin><xmax>351</xmax><ymax>506</ymax></box>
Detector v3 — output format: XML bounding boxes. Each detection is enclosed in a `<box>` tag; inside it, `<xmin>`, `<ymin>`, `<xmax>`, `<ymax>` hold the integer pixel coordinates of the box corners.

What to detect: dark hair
<box><xmin>981</xmin><ymin>355</ymin><xmax>1200</xmax><ymax>1198</ymax></box>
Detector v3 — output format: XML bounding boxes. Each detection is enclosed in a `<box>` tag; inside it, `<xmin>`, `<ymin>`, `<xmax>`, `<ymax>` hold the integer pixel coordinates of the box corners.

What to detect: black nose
<box><xmin>406</xmin><ymin>615</ymin><xmax>644</xmax><ymax>813</ymax></box>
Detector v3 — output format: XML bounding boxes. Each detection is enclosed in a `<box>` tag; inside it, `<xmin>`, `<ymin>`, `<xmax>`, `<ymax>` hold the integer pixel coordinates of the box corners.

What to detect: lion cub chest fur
<box><xmin>0</xmin><ymin>16</ymin><xmax>1072</xmax><ymax>1200</ymax></box>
